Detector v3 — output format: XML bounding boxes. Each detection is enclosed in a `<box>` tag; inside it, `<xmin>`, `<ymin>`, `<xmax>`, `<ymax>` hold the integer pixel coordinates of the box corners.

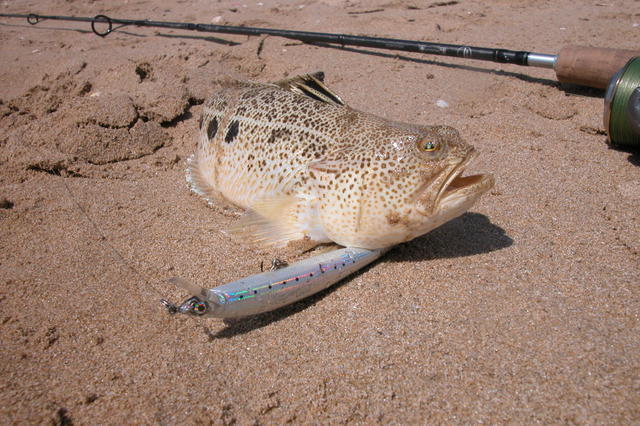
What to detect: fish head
<box><xmin>404</xmin><ymin>125</ymin><xmax>493</xmax><ymax>214</ymax></box>
<box><xmin>334</xmin><ymin>124</ymin><xmax>494</xmax><ymax>248</ymax></box>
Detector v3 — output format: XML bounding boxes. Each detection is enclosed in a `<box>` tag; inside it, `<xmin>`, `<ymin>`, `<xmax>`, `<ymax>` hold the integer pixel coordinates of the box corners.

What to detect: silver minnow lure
<box><xmin>165</xmin><ymin>247</ymin><xmax>388</xmax><ymax>318</ymax></box>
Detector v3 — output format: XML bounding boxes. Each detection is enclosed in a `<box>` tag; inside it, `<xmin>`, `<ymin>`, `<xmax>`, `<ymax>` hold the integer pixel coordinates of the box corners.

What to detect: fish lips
<box><xmin>416</xmin><ymin>150</ymin><xmax>494</xmax><ymax>216</ymax></box>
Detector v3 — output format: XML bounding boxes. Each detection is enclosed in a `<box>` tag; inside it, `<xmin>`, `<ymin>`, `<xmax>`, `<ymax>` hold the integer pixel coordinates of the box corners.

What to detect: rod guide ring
<box><xmin>91</xmin><ymin>14</ymin><xmax>113</xmax><ymax>37</ymax></box>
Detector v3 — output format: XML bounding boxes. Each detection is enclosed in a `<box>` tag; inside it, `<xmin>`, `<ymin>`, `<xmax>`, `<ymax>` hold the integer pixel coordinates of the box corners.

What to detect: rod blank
<box><xmin>1</xmin><ymin>12</ymin><xmax>542</xmax><ymax>67</ymax></box>
<box><xmin>2</xmin><ymin>12</ymin><xmax>638</xmax><ymax>88</ymax></box>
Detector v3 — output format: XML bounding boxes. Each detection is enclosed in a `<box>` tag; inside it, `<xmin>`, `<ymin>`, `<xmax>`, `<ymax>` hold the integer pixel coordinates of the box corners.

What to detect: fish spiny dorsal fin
<box><xmin>274</xmin><ymin>72</ymin><xmax>346</xmax><ymax>106</ymax></box>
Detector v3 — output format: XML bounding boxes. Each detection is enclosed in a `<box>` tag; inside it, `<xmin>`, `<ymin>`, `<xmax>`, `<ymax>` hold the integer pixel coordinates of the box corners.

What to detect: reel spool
<box><xmin>604</xmin><ymin>57</ymin><xmax>640</xmax><ymax>149</ymax></box>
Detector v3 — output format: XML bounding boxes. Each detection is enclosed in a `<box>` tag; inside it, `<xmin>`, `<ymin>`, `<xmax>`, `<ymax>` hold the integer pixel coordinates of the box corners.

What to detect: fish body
<box><xmin>188</xmin><ymin>74</ymin><xmax>494</xmax><ymax>249</ymax></box>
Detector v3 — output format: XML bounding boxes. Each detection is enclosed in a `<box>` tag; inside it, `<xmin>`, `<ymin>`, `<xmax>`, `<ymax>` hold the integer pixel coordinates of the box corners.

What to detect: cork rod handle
<box><xmin>554</xmin><ymin>45</ymin><xmax>640</xmax><ymax>89</ymax></box>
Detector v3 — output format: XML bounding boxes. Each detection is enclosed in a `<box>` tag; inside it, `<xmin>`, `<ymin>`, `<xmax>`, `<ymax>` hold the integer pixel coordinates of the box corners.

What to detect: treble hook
<box><xmin>160</xmin><ymin>297</ymin><xmax>209</xmax><ymax>316</ymax></box>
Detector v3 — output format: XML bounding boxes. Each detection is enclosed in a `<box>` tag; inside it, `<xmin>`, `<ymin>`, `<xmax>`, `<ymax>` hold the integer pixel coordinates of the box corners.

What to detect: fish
<box><xmin>187</xmin><ymin>73</ymin><xmax>494</xmax><ymax>250</ymax></box>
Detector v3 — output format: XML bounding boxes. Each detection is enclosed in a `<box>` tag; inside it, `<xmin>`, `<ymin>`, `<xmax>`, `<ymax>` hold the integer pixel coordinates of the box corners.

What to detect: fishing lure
<box><xmin>164</xmin><ymin>247</ymin><xmax>388</xmax><ymax>318</ymax></box>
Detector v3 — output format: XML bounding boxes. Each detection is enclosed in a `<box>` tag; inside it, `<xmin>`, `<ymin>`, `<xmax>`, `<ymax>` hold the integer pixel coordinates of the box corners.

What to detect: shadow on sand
<box><xmin>205</xmin><ymin>212</ymin><xmax>512</xmax><ymax>339</ymax></box>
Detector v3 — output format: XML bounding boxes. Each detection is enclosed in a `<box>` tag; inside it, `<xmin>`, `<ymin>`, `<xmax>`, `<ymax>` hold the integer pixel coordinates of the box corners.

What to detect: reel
<box><xmin>605</xmin><ymin>57</ymin><xmax>640</xmax><ymax>149</ymax></box>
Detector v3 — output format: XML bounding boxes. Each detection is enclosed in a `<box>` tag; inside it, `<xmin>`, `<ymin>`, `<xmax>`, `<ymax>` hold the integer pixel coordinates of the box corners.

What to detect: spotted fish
<box><xmin>188</xmin><ymin>73</ymin><xmax>494</xmax><ymax>250</ymax></box>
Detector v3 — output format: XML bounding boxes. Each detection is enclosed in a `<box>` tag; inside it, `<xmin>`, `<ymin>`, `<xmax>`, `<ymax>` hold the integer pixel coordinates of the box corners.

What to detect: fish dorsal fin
<box><xmin>274</xmin><ymin>72</ymin><xmax>346</xmax><ymax>106</ymax></box>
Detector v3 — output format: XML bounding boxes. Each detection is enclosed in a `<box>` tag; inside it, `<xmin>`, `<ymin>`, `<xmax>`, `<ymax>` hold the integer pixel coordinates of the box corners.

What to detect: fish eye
<box><xmin>419</xmin><ymin>140</ymin><xmax>439</xmax><ymax>152</ymax></box>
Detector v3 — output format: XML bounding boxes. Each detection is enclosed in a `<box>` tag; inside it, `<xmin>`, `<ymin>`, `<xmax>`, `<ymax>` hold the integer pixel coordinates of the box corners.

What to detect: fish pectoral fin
<box><xmin>308</xmin><ymin>159</ymin><xmax>343</xmax><ymax>174</ymax></box>
<box><xmin>274</xmin><ymin>72</ymin><xmax>346</xmax><ymax>106</ymax></box>
<box><xmin>186</xmin><ymin>154</ymin><xmax>242</xmax><ymax>216</ymax></box>
<box><xmin>308</xmin><ymin>148</ymin><xmax>352</xmax><ymax>174</ymax></box>
<box><xmin>226</xmin><ymin>196</ymin><xmax>305</xmax><ymax>248</ymax></box>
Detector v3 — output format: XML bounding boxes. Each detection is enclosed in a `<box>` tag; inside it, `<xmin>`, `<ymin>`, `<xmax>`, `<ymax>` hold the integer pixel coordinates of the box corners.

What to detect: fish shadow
<box><xmin>389</xmin><ymin>212</ymin><xmax>512</xmax><ymax>262</ymax></box>
<box><xmin>205</xmin><ymin>212</ymin><xmax>511</xmax><ymax>339</ymax></box>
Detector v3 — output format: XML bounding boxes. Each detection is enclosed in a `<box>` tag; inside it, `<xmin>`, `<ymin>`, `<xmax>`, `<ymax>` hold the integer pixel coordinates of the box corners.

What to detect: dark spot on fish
<box><xmin>267</xmin><ymin>130</ymin><xmax>277</xmax><ymax>144</ymax></box>
<box><xmin>207</xmin><ymin>117</ymin><xmax>218</xmax><ymax>140</ymax></box>
<box><xmin>386</xmin><ymin>212</ymin><xmax>401</xmax><ymax>225</ymax></box>
<box><xmin>267</xmin><ymin>128</ymin><xmax>292</xmax><ymax>144</ymax></box>
<box><xmin>225</xmin><ymin>120</ymin><xmax>240</xmax><ymax>143</ymax></box>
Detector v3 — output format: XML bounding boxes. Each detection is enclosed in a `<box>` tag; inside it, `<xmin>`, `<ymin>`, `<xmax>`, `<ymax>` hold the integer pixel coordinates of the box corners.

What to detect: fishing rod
<box><xmin>1</xmin><ymin>12</ymin><xmax>639</xmax><ymax>147</ymax></box>
<box><xmin>1</xmin><ymin>12</ymin><xmax>636</xmax><ymax>89</ymax></box>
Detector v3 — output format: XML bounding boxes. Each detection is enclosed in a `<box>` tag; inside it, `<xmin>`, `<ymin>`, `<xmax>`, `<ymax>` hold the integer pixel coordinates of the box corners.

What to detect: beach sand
<box><xmin>1</xmin><ymin>0</ymin><xmax>639</xmax><ymax>423</ymax></box>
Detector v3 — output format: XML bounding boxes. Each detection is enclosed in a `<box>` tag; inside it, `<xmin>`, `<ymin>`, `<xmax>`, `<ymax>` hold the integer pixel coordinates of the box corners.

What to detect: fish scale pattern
<box><xmin>189</xmin><ymin>78</ymin><xmax>492</xmax><ymax>249</ymax></box>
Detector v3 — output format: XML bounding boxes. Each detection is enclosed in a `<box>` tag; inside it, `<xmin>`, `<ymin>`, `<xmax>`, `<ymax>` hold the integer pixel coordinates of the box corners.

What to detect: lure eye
<box><xmin>419</xmin><ymin>140</ymin><xmax>439</xmax><ymax>152</ymax></box>
<box><xmin>189</xmin><ymin>299</ymin><xmax>208</xmax><ymax>315</ymax></box>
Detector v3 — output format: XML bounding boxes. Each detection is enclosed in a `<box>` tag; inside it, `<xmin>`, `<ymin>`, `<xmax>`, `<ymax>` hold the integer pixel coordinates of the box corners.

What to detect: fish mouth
<box><xmin>433</xmin><ymin>151</ymin><xmax>494</xmax><ymax>210</ymax></box>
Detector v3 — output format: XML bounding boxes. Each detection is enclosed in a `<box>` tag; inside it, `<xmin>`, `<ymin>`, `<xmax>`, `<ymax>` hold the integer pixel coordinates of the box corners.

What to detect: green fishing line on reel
<box><xmin>605</xmin><ymin>57</ymin><xmax>640</xmax><ymax>149</ymax></box>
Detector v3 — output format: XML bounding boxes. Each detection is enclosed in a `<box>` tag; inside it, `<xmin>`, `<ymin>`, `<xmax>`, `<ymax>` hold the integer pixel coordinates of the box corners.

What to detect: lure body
<box><xmin>170</xmin><ymin>247</ymin><xmax>387</xmax><ymax>318</ymax></box>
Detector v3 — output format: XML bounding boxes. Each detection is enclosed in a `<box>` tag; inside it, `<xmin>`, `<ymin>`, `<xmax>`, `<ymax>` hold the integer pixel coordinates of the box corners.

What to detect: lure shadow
<box><xmin>204</xmin><ymin>212</ymin><xmax>511</xmax><ymax>339</ymax></box>
<box><xmin>203</xmin><ymin>267</ymin><xmax>367</xmax><ymax>339</ymax></box>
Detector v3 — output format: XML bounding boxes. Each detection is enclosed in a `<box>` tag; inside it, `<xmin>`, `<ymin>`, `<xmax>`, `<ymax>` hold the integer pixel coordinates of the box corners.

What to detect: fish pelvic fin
<box><xmin>226</xmin><ymin>195</ymin><xmax>326</xmax><ymax>249</ymax></box>
<box><xmin>274</xmin><ymin>72</ymin><xmax>346</xmax><ymax>106</ymax></box>
<box><xmin>186</xmin><ymin>154</ymin><xmax>242</xmax><ymax>216</ymax></box>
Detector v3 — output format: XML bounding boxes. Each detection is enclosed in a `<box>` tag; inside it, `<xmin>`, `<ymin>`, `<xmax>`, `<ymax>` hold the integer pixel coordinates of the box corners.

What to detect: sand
<box><xmin>1</xmin><ymin>0</ymin><xmax>639</xmax><ymax>423</ymax></box>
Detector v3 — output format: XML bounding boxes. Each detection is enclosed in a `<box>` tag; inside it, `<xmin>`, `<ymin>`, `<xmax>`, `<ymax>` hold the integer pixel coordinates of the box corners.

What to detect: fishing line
<box><xmin>58</xmin><ymin>173</ymin><xmax>176</xmax><ymax>311</ymax></box>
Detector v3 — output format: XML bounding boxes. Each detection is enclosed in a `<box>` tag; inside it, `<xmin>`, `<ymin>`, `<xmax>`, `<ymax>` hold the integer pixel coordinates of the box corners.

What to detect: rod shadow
<box><xmin>0</xmin><ymin>22</ymin><xmax>237</xmax><ymax>44</ymax></box>
<box><xmin>155</xmin><ymin>32</ymin><xmax>240</xmax><ymax>46</ymax></box>
<box><xmin>0</xmin><ymin>21</ymin><xmax>146</xmax><ymax>37</ymax></box>
<box><xmin>204</xmin><ymin>212</ymin><xmax>511</xmax><ymax>340</ymax></box>
<box><xmin>304</xmin><ymin>41</ymin><xmax>560</xmax><ymax>89</ymax></box>
<box><xmin>2</xmin><ymin>20</ymin><xmax>606</xmax><ymax>99</ymax></box>
<box><xmin>300</xmin><ymin>42</ymin><xmax>605</xmax><ymax>99</ymax></box>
